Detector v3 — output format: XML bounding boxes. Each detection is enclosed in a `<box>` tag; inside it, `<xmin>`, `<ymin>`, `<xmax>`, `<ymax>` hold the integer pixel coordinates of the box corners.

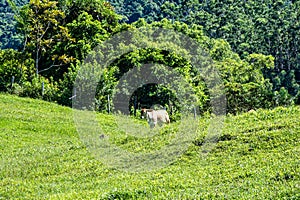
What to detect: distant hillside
<box><xmin>0</xmin><ymin>0</ymin><xmax>28</xmax><ymax>49</ymax></box>
<box><xmin>0</xmin><ymin>94</ymin><xmax>299</xmax><ymax>199</ymax></box>
<box><xmin>108</xmin><ymin>0</ymin><xmax>300</xmax><ymax>96</ymax></box>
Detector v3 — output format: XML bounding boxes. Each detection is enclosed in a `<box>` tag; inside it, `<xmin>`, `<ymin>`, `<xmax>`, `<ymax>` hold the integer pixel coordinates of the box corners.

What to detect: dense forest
<box><xmin>0</xmin><ymin>0</ymin><xmax>27</xmax><ymax>49</ymax></box>
<box><xmin>109</xmin><ymin>0</ymin><xmax>300</xmax><ymax>100</ymax></box>
<box><xmin>0</xmin><ymin>0</ymin><xmax>299</xmax><ymax>116</ymax></box>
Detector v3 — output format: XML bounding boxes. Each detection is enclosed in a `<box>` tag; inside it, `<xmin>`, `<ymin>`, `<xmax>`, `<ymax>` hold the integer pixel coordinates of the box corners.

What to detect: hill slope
<box><xmin>0</xmin><ymin>0</ymin><xmax>28</xmax><ymax>49</ymax></box>
<box><xmin>0</xmin><ymin>94</ymin><xmax>299</xmax><ymax>199</ymax></box>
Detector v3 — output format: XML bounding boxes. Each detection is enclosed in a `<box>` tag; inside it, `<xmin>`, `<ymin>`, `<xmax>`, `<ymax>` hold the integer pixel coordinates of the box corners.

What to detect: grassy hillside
<box><xmin>0</xmin><ymin>94</ymin><xmax>299</xmax><ymax>199</ymax></box>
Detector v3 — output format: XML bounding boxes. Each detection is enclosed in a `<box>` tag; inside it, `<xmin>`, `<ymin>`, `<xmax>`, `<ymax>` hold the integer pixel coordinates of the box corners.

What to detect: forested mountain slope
<box><xmin>0</xmin><ymin>0</ymin><xmax>27</xmax><ymax>49</ymax></box>
<box><xmin>109</xmin><ymin>0</ymin><xmax>300</xmax><ymax>97</ymax></box>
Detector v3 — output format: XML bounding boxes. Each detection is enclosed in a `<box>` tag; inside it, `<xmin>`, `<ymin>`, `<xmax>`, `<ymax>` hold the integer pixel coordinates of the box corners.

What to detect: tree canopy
<box><xmin>0</xmin><ymin>0</ymin><xmax>298</xmax><ymax>115</ymax></box>
<box><xmin>0</xmin><ymin>0</ymin><xmax>27</xmax><ymax>49</ymax></box>
<box><xmin>108</xmin><ymin>0</ymin><xmax>300</xmax><ymax>100</ymax></box>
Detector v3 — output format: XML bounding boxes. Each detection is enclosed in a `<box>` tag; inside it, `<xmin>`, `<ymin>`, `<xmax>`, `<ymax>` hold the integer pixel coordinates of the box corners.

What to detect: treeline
<box><xmin>109</xmin><ymin>0</ymin><xmax>300</xmax><ymax>101</ymax></box>
<box><xmin>0</xmin><ymin>0</ymin><xmax>297</xmax><ymax>116</ymax></box>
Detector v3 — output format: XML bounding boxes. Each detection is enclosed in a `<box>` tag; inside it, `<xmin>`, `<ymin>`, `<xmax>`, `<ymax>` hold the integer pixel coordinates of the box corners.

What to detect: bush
<box><xmin>0</xmin><ymin>49</ymin><xmax>34</xmax><ymax>92</ymax></box>
<box><xmin>56</xmin><ymin>63</ymin><xmax>79</xmax><ymax>107</ymax></box>
<box><xmin>21</xmin><ymin>76</ymin><xmax>59</xmax><ymax>102</ymax></box>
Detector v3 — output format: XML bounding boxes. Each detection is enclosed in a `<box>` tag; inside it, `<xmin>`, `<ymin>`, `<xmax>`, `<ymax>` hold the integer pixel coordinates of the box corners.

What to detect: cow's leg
<box><xmin>164</xmin><ymin>112</ymin><xmax>170</xmax><ymax>124</ymax></box>
<box><xmin>166</xmin><ymin>115</ymin><xmax>170</xmax><ymax>124</ymax></box>
<box><xmin>149</xmin><ymin>122</ymin><xmax>155</xmax><ymax>129</ymax></box>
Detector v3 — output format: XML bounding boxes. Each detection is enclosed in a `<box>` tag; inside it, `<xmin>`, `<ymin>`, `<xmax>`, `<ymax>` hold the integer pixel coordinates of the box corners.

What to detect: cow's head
<box><xmin>140</xmin><ymin>108</ymin><xmax>153</xmax><ymax>119</ymax></box>
<box><xmin>140</xmin><ymin>108</ymin><xmax>147</xmax><ymax>119</ymax></box>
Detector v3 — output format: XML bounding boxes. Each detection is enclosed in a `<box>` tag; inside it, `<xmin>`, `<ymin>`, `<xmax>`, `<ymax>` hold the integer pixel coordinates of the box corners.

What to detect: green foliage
<box><xmin>12</xmin><ymin>0</ymin><xmax>119</xmax><ymax>83</ymax></box>
<box><xmin>21</xmin><ymin>76</ymin><xmax>59</xmax><ymax>101</ymax></box>
<box><xmin>274</xmin><ymin>87</ymin><xmax>294</xmax><ymax>107</ymax></box>
<box><xmin>0</xmin><ymin>0</ymin><xmax>121</xmax><ymax>106</ymax></box>
<box><xmin>63</xmin><ymin>0</ymin><xmax>120</xmax><ymax>61</ymax></box>
<box><xmin>0</xmin><ymin>0</ymin><xmax>294</xmax><ymax>114</ymax></box>
<box><xmin>0</xmin><ymin>0</ymin><xmax>27</xmax><ymax>49</ymax></box>
<box><xmin>55</xmin><ymin>62</ymin><xmax>79</xmax><ymax>106</ymax></box>
<box><xmin>17</xmin><ymin>0</ymin><xmax>75</xmax><ymax>76</ymax></box>
<box><xmin>108</xmin><ymin>0</ymin><xmax>300</xmax><ymax>101</ymax></box>
<box><xmin>0</xmin><ymin>94</ymin><xmax>299</xmax><ymax>199</ymax></box>
<box><xmin>66</xmin><ymin>11</ymin><xmax>108</xmax><ymax>61</ymax></box>
<box><xmin>89</xmin><ymin>20</ymin><xmax>277</xmax><ymax>114</ymax></box>
<box><xmin>3</xmin><ymin>0</ymin><xmax>300</xmax><ymax>102</ymax></box>
<box><xmin>213</xmin><ymin>51</ymin><xmax>276</xmax><ymax>113</ymax></box>
<box><xmin>0</xmin><ymin>49</ymin><xmax>34</xmax><ymax>92</ymax></box>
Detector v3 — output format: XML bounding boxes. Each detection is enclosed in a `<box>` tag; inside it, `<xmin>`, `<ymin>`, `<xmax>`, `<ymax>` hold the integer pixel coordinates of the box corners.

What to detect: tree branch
<box><xmin>38</xmin><ymin>62</ymin><xmax>68</xmax><ymax>74</ymax></box>
<box><xmin>39</xmin><ymin>22</ymin><xmax>51</xmax><ymax>41</ymax></box>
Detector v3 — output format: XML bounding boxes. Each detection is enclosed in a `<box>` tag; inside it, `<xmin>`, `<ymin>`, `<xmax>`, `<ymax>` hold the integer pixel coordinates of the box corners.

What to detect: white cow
<box><xmin>141</xmin><ymin>108</ymin><xmax>170</xmax><ymax>128</ymax></box>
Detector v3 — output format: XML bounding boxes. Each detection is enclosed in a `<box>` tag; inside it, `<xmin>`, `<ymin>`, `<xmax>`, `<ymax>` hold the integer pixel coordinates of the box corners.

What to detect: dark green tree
<box><xmin>17</xmin><ymin>0</ymin><xmax>74</xmax><ymax>76</ymax></box>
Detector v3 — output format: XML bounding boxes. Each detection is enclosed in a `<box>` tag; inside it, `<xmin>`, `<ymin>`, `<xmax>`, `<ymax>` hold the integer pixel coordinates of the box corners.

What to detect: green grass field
<box><xmin>0</xmin><ymin>94</ymin><xmax>299</xmax><ymax>199</ymax></box>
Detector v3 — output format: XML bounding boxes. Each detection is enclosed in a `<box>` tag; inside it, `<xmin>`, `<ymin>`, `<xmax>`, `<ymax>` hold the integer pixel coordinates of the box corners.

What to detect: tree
<box><xmin>63</xmin><ymin>0</ymin><xmax>120</xmax><ymax>61</ymax></box>
<box><xmin>87</xmin><ymin>19</ymin><xmax>275</xmax><ymax>115</ymax></box>
<box><xmin>17</xmin><ymin>0</ymin><xmax>74</xmax><ymax>76</ymax></box>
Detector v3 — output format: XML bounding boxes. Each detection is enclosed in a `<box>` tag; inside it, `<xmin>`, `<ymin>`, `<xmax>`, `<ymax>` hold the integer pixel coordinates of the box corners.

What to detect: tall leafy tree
<box><xmin>63</xmin><ymin>0</ymin><xmax>120</xmax><ymax>61</ymax></box>
<box><xmin>90</xmin><ymin>19</ymin><xmax>276</xmax><ymax>115</ymax></box>
<box><xmin>17</xmin><ymin>0</ymin><xmax>74</xmax><ymax>76</ymax></box>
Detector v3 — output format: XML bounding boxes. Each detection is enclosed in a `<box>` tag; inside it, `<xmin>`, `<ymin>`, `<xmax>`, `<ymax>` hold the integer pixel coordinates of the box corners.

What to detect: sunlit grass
<box><xmin>0</xmin><ymin>94</ymin><xmax>299</xmax><ymax>199</ymax></box>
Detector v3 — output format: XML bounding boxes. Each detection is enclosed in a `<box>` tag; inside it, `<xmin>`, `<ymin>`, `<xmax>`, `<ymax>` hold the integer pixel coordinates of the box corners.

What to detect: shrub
<box><xmin>21</xmin><ymin>76</ymin><xmax>59</xmax><ymax>102</ymax></box>
<box><xmin>0</xmin><ymin>49</ymin><xmax>34</xmax><ymax>92</ymax></box>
